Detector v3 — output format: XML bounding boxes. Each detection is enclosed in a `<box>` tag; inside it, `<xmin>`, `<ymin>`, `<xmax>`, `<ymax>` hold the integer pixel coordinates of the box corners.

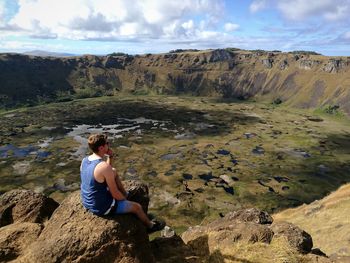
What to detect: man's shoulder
<box><xmin>95</xmin><ymin>160</ymin><xmax>110</xmax><ymax>169</ymax></box>
<box><xmin>94</xmin><ymin>161</ymin><xmax>113</xmax><ymax>181</ymax></box>
<box><xmin>95</xmin><ymin>161</ymin><xmax>113</xmax><ymax>175</ymax></box>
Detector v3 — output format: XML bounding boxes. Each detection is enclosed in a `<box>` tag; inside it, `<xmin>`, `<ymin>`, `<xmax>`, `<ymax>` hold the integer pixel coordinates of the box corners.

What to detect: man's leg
<box><xmin>114</xmin><ymin>200</ymin><xmax>152</xmax><ymax>228</ymax></box>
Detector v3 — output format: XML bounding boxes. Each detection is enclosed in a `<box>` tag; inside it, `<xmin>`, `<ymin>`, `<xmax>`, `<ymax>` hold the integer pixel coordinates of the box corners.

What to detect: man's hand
<box><xmin>106</xmin><ymin>149</ymin><xmax>114</xmax><ymax>158</ymax></box>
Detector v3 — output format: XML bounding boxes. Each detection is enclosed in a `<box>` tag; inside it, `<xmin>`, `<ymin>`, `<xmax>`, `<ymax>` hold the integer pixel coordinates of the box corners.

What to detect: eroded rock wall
<box><xmin>0</xmin><ymin>49</ymin><xmax>349</xmax><ymax>115</ymax></box>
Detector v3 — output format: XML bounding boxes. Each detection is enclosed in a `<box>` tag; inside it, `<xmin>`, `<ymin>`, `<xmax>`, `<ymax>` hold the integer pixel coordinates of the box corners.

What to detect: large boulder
<box><xmin>262</xmin><ymin>58</ymin><xmax>273</xmax><ymax>68</ymax></box>
<box><xmin>0</xmin><ymin>189</ymin><xmax>59</xmax><ymax>227</ymax></box>
<box><xmin>210</xmin><ymin>49</ymin><xmax>233</xmax><ymax>62</ymax></box>
<box><xmin>17</xmin><ymin>191</ymin><xmax>155</xmax><ymax>263</ymax></box>
<box><xmin>181</xmin><ymin>208</ymin><xmax>274</xmax><ymax>256</ymax></box>
<box><xmin>123</xmin><ymin>180</ymin><xmax>150</xmax><ymax>214</ymax></box>
<box><xmin>270</xmin><ymin>221</ymin><xmax>313</xmax><ymax>254</ymax></box>
<box><xmin>0</xmin><ymin>222</ymin><xmax>43</xmax><ymax>261</ymax></box>
<box><xmin>103</xmin><ymin>56</ymin><xmax>125</xmax><ymax>69</ymax></box>
<box><xmin>323</xmin><ymin>59</ymin><xmax>347</xmax><ymax>73</ymax></box>
<box><xmin>150</xmin><ymin>235</ymin><xmax>200</xmax><ymax>263</ymax></box>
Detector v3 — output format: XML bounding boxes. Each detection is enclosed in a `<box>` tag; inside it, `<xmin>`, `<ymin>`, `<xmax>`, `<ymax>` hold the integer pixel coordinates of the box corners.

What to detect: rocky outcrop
<box><xmin>181</xmin><ymin>208</ymin><xmax>275</xmax><ymax>256</ymax></box>
<box><xmin>262</xmin><ymin>58</ymin><xmax>273</xmax><ymax>68</ymax></box>
<box><xmin>150</xmin><ymin>235</ymin><xmax>198</xmax><ymax>263</ymax></box>
<box><xmin>0</xmin><ymin>189</ymin><xmax>330</xmax><ymax>263</ymax></box>
<box><xmin>178</xmin><ymin>208</ymin><xmax>326</xmax><ymax>262</ymax></box>
<box><xmin>206</xmin><ymin>49</ymin><xmax>233</xmax><ymax>62</ymax></box>
<box><xmin>0</xmin><ymin>222</ymin><xmax>43</xmax><ymax>261</ymax></box>
<box><xmin>0</xmin><ymin>184</ymin><xmax>154</xmax><ymax>263</ymax></box>
<box><xmin>271</xmin><ymin>221</ymin><xmax>313</xmax><ymax>254</ymax></box>
<box><xmin>299</xmin><ymin>59</ymin><xmax>321</xmax><ymax>70</ymax></box>
<box><xmin>0</xmin><ymin>190</ymin><xmax>57</xmax><ymax>261</ymax></box>
<box><xmin>223</xmin><ymin>207</ymin><xmax>273</xmax><ymax>224</ymax></box>
<box><xmin>103</xmin><ymin>56</ymin><xmax>126</xmax><ymax>69</ymax></box>
<box><xmin>1</xmin><ymin>49</ymin><xmax>350</xmax><ymax>116</ymax></box>
<box><xmin>123</xmin><ymin>180</ymin><xmax>150</xmax><ymax>213</ymax></box>
<box><xmin>279</xmin><ymin>59</ymin><xmax>288</xmax><ymax>70</ymax></box>
<box><xmin>18</xmin><ymin>191</ymin><xmax>154</xmax><ymax>263</ymax></box>
<box><xmin>323</xmin><ymin>59</ymin><xmax>347</xmax><ymax>73</ymax></box>
<box><xmin>0</xmin><ymin>189</ymin><xmax>59</xmax><ymax>227</ymax></box>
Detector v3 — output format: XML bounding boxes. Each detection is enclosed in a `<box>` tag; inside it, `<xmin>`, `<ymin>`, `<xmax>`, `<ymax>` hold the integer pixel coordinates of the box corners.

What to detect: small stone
<box><xmin>217</xmin><ymin>149</ymin><xmax>230</xmax><ymax>155</ymax></box>
<box><xmin>147</xmin><ymin>171</ymin><xmax>158</xmax><ymax>177</ymax></box>
<box><xmin>161</xmin><ymin>226</ymin><xmax>175</xmax><ymax>238</ymax></box>
<box><xmin>252</xmin><ymin>146</ymin><xmax>265</xmax><ymax>155</ymax></box>
<box><xmin>307</xmin><ymin>116</ymin><xmax>324</xmax><ymax>122</ymax></box>
<box><xmin>244</xmin><ymin>132</ymin><xmax>257</xmax><ymax>139</ymax></box>
<box><xmin>282</xmin><ymin>186</ymin><xmax>290</xmax><ymax>191</ymax></box>
<box><xmin>182</xmin><ymin>173</ymin><xmax>193</xmax><ymax>180</ymax></box>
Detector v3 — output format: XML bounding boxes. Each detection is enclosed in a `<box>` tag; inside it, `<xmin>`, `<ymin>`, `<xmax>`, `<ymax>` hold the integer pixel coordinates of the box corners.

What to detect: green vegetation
<box><xmin>323</xmin><ymin>105</ymin><xmax>341</xmax><ymax>115</ymax></box>
<box><xmin>224</xmin><ymin>47</ymin><xmax>242</xmax><ymax>52</ymax></box>
<box><xmin>1</xmin><ymin>95</ymin><xmax>349</xmax><ymax>229</ymax></box>
<box><xmin>288</xmin><ymin>50</ymin><xmax>322</xmax><ymax>55</ymax></box>
<box><xmin>168</xmin><ymin>49</ymin><xmax>200</xmax><ymax>53</ymax></box>
<box><xmin>0</xmin><ymin>49</ymin><xmax>349</xmax><ymax>120</ymax></box>
<box><xmin>314</xmin><ymin>104</ymin><xmax>345</xmax><ymax>118</ymax></box>
<box><xmin>107</xmin><ymin>52</ymin><xmax>129</xmax><ymax>56</ymax></box>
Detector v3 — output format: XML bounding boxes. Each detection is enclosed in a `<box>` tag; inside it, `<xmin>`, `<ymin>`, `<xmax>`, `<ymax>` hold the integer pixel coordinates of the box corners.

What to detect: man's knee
<box><xmin>130</xmin><ymin>202</ymin><xmax>142</xmax><ymax>213</ymax></box>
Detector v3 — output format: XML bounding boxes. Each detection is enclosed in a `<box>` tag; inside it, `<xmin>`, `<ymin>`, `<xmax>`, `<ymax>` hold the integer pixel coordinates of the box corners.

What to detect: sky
<box><xmin>0</xmin><ymin>0</ymin><xmax>350</xmax><ymax>56</ymax></box>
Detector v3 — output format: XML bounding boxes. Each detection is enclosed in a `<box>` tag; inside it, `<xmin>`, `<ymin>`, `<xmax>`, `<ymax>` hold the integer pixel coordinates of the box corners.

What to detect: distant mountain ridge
<box><xmin>0</xmin><ymin>48</ymin><xmax>349</xmax><ymax>116</ymax></box>
<box><xmin>23</xmin><ymin>50</ymin><xmax>76</xmax><ymax>57</ymax></box>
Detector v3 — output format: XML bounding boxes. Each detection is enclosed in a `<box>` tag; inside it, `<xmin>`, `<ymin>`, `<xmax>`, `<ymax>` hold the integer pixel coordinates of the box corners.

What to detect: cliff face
<box><xmin>0</xmin><ymin>49</ymin><xmax>349</xmax><ymax>115</ymax></box>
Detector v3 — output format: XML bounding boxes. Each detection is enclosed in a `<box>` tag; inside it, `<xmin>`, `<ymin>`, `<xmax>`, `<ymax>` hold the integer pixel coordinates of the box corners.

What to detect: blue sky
<box><xmin>0</xmin><ymin>0</ymin><xmax>350</xmax><ymax>56</ymax></box>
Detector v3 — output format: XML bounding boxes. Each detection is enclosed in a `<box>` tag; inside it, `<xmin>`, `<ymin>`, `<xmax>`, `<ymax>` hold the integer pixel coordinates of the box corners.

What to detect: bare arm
<box><xmin>106</xmin><ymin>149</ymin><xmax>113</xmax><ymax>166</ymax></box>
<box><xmin>112</xmin><ymin>168</ymin><xmax>128</xmax><ymax>197</ymax></box>
<box><xmin>102</xmin><ymin>164</ymin><xmax>126</xmax><ymax>201</ymax></box>
<box><xmin>106</xmin><ymin>155</ymin><xmax>112</xmax><ymax>166</ymax></box>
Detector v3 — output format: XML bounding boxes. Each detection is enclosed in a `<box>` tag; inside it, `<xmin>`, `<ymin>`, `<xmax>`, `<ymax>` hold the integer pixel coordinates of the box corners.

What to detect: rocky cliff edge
<box><xmin>0</xmin><ymin>183</ymin><xmax>332</xmax><ymax>263</ymax></box>
<box><xmin>1</xmin><ymin>49</ymin><xmax>350</xmax><ymax>117</ymax></box>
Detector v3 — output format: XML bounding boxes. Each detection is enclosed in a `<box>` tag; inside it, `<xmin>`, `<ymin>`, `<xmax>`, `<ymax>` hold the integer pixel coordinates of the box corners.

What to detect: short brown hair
<box><xmin>88</xmin><ymin>134</ymin><xmax>108</xmax><ymax>153</ymax></box>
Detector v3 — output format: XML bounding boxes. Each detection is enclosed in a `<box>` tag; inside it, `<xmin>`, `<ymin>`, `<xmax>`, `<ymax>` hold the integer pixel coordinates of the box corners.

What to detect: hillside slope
<box><xmin>274</xmin><ymin>183</ymin><xmax>350</xmax><ymax>259</ymax></box>
<box><xmin>0</xmin><ymin>49</ymin><xmax>349</xmax><ymax>116</ymax></box>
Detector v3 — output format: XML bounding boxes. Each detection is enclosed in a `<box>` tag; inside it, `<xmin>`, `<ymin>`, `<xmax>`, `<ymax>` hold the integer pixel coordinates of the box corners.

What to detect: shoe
<box><xmin>147</xmin><ymin>218</ymin><xmax>166</xmax><ymax>234</ymax></box>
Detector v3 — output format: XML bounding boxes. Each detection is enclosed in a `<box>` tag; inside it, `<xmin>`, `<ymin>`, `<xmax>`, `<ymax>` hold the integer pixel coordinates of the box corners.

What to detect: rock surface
<box><xmin>0</xmin><ymin>222</ymin><xmax>43</xmax><ymax>261</ymax></box>
<box><xmin>123</xmin><ymin>180</ymin><xmax>150</xmax><ymax>213</ymax></box>
<box><xmin>223</xmin><ymin>207</ymin><xmax>273</xmax><ymax>224</ymax></box>
<box><xmin>0</xmin><ymin>189</ymin><xmax>328</xmax><ymax>263</ymax></box>
<box><xmin>17</xmin><ymin>190</ymin><xmax>155</xmax><ymax>263</ymax></box>
<box><xmin>181</xmin><ymin>208</ymin><xmax>275</xmax><ymax>255</ymax></box>
<box><xmin>0</xmin><ymin>189</ymin><xmax>59</xmax><ymax>227</ymax></box>
<box><xmin>270</xmin><ymin>221</ymin><xmax>313</xmax><ymax>254</ymax></box>
<box><xmin>1</xmin><ymin>50</ymin><xmax>350</xmax><ymax>117</ymax></box>
<box><xmin>150</xmin><ymin>235</ymin><xmax>199</xmax><ymax>263</ymax></box>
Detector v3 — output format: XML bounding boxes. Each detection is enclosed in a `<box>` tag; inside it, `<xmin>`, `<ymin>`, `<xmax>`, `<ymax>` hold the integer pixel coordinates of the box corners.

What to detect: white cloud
<box><xmin>4</xmin><ymin>0</ymin><xmax>226</xmax><ymax>41</ymax></box>
<box><xmin>250</xmin><ymin>0</ymin><xmax>267</xmax><ymax>13</ymax></box>
<box><xmin>277</xmin><ymin>0</ymin><xmax>348</xmax><ymax>21</ymax></box>
<box><xmin>224</xmin><ymin>22</ymin><xmax>239</xmax><ymax>32</ymax></box>
<box><xmin>344</xmin><ymin>31</ymin><xmax>350</xmax><ymax>40</ymax></box>
<box><xmin>250</xmin><ymin>0</ymin><xmax>350</xmax><ymax>21</ymax></box>
<box><xmin>323</xmin><ymin>4</ymin><xmax>349</xmax><ymax>21</ymax></box>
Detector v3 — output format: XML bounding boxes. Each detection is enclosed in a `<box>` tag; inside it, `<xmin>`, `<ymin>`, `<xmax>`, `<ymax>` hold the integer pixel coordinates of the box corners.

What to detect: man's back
<box><xmin>80</xmin><ymin>157</ymin><xmax>113</xmax><ymax>215</ymax></box>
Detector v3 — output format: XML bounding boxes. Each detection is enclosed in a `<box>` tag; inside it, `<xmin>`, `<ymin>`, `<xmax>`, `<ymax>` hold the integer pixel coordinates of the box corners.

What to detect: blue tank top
<box><xmin>80</xmin><ymin>157</ymin><xmax>113</xmax><ymax>215</ymax></box>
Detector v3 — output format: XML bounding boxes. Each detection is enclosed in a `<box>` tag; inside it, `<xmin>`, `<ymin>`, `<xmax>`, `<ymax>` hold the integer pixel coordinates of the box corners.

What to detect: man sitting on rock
<box><xmin>80</xmin><ymin>134</ymin><xmax>164</xmax><ymax>233</ymax></box>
